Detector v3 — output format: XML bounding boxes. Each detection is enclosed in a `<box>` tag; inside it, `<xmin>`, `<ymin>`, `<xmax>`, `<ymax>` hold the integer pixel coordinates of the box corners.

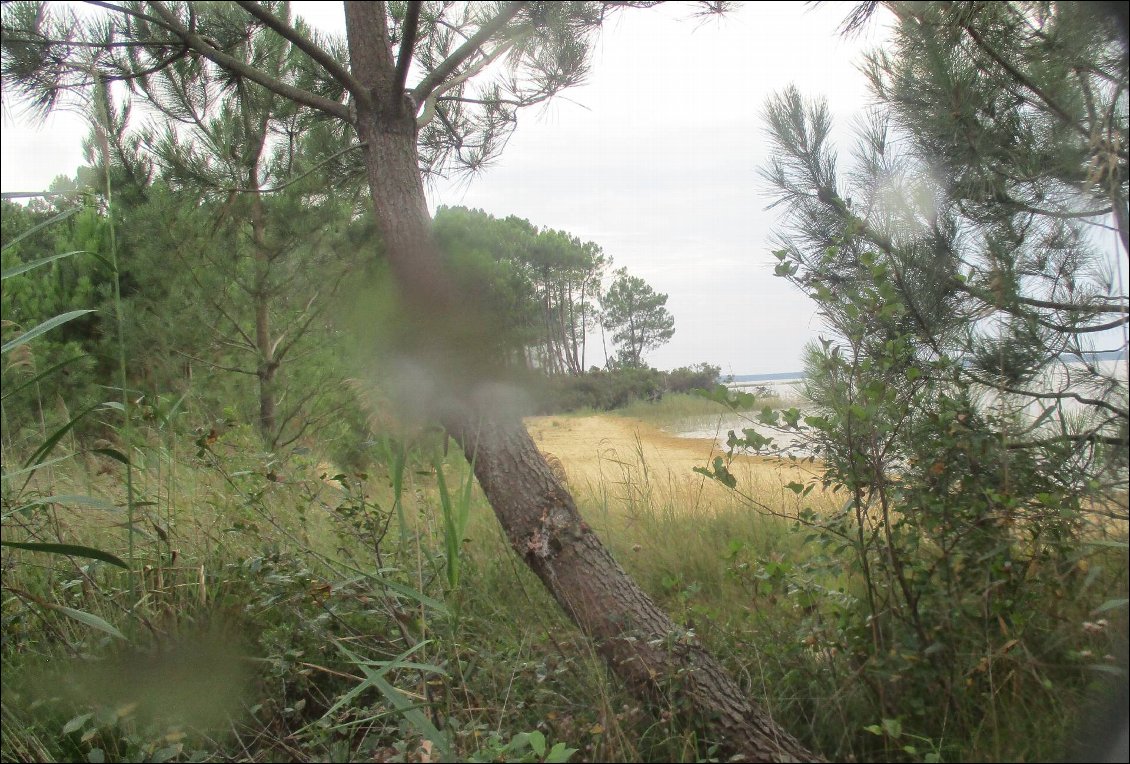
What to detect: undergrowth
<box><xmin>2</xmin><ymin>419</ymin><xmax>1125</xmax><ymax>763</ymax></box>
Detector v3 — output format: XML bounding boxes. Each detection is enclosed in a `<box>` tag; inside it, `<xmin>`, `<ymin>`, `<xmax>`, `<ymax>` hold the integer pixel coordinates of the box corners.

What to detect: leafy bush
<box><xmin>534</xmin><ymin>365</ymin><xmax>721</xmax><ymax>413</ymax></box>
<box><xmin>664</xmin><ymin>364</ymin><xmax>721</xmax><ymax>395</ymax></box>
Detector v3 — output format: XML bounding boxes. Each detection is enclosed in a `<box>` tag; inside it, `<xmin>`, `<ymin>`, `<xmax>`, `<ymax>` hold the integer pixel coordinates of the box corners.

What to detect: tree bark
<box><xmin>447</xmin><ymin>412</ymin><xmax>818</xmax><ymax>763</ymax></box>
<box><xmin>249</xmin><ymin>160</ymin><xmax>278</xmax><ymax>442</ymax></box>
<box><xmin>344</xmin><ymin>3</ymin><xmax>819</xmax><ymax>760</ymax></box>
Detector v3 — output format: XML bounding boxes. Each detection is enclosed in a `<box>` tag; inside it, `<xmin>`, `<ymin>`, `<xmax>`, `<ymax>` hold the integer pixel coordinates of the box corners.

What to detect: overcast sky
<box><xmin>0</xmin><ymin>2</ymin><xmax>891</xmax><ymax>375</ymax></box>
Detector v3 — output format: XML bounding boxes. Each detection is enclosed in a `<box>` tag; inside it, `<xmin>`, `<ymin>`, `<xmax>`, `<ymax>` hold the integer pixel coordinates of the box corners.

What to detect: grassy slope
<box><xmin>1</xmin><ymin>398</ymin><xmax>1126</xmax><ymax>762</ymax></box>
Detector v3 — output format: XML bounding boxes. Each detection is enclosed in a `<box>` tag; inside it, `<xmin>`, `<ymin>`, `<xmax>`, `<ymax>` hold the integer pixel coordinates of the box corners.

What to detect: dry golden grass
<box><xmin>525</xmin><ymin>414</ymin><xmax>836</xmax><ymax>521</ymax></box>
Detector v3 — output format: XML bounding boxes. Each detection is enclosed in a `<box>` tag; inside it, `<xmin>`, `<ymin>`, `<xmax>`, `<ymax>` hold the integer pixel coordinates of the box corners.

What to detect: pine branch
<box><xmin>438</xmin><ymin>91</ymin><xmax>551</xmax><ymax>108</ymax></box>
<box><xmin>1011</xmin><ymin>201</ymin><xmax>1113</xmax><ymax>220</ymax></box>
<box><xmin>171</xmin><ymin>349</ymin><xmax>257</xmax><ymax>376</ymax></box>
<box><xmin>232</xmin><ymin>0</ymin><xmax>368</xmax><ymax>104</ymax></box>
<box><xmin>815</xmin><ymin>182</ymin><xmax>1130</xmax><ymax>318</ymax></box>
<box><xmin>1</xmin><ymin>36</ymin><xmax>177</xmax><ymax>49</ymax></box>
<box><xmin>1034</xmin><ymin>314</ymin><xmax>1130</xmax><ymax>334</ymax></box>
<box><xmin>961</xmin><ymin>22</ymin><xmax>1090</xmax><ymax>141</ymax></box>
<box><xmin>145</xmin><ymin>1</ymin><xmax>349</xmax><ymax>120</ymax></box>
<box><xmin>117</xmin><ymin>44</ymin><xmax>191</xmax><ymax>82</ymax></box>
<box><xmin>394</xmin><ymin>1</ymin><xmax>422</xmax><ymax>97</ymax></box>
<box><xmin>225</xmin><ymin>143</ymin><xmax>366</xmax><ymax>194</ymax></box>
<box><xmin>963</xmin><ymin>368</ymin><xmax>1129</xmax><ymax>419</ymax></box>
<box><xmin>417</xmin><ymin>40</ymin><xmax>516</xmax><ymax>127</ymax></box>
<box><xmin>1006</xmin><ymin>431</ymin><xmax>1129</xmax><ymax>449</ymax></box>
<box><xmin>83</xmin><ymin>1</ymin><xmax>180</xmax><ymax>33</ymax></box>
<box><xmin>954</xmin><ymin>282</ymin><xmax>1130</xmax><ymax>316</ymax></box>
<box><xmin>410</xmin><ymin>1</ymin><xmax>526</xmax><ymax>104</ymax></box>
<box><xmin>1109</xmin><ymin>185</ymin><xmax>1130</xmax><ymax>254</ymax></box>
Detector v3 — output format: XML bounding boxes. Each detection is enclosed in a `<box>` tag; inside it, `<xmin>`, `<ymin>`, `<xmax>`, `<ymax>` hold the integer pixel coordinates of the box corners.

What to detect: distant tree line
<box><xmin>2</xmin><ymin>187</ymin><xmax>693</xmax><ymax>456</ymax></box>
<box><xmin>432</xmin><ymin>205</ymin><xmax>677</xmax><ymax>375</ymax></box>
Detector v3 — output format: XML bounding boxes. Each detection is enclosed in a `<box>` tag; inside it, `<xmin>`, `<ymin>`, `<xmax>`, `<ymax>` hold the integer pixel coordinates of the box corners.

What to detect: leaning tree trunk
<box><xmin>344</xmin><ymin>5</ymin><xmax>818</xmax><ymax>761</ymax></box>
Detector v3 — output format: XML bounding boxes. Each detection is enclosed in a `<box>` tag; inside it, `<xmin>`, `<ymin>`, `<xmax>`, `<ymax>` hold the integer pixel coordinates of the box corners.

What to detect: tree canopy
<box><xmin>740</xmin><ymin>0</ymin><xmax>1128</xmax><ymax>750</ymax></box>
<box><xmin>764</xmin><ymin>0</ymin><xmax>1128</xmax><ymax>490</ymax></box>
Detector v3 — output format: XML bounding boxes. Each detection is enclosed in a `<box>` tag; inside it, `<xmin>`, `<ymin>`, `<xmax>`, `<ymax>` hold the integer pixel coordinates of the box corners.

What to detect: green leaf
<box><xmin>1</xmin><ymin>540</ymin><xmax>129</xmax><ymax>569</ymax></box>
<box><xmin>882</xmin><ymin>718</ymin><xmax>902</xmax><ymax>738</ymax></box>
<box><xmin>527</xmin><ymin>730</ymin><xmax>546</xmax><ymax>757</ymax></box>
<box><xmin>62</xmin><ymin>713</ymin><xmax>93</xmax><ymax>736</ymax></box>
<box><xmin>151</xmin><ymin>745</ymin><xmax>183</xmax><ymax>763</ymax></box>
<box><xmin>546</xmin><ymin>742</ymin><xmax>578</xmax><ymax>763</ymax></box>
<box><xmin>2</xmin><ymin>310</ymin><xmax>96</xmax><ymax>355</ymax></box>
<box><xmin>50</xmin><ymin>605</ymin><xmax>127</xmax><ymax>640</ymax></box>
<box><xmin>1093</xmin><ymin>598</ymin><xmax>1128</xmax><ymax>613</ymax></box>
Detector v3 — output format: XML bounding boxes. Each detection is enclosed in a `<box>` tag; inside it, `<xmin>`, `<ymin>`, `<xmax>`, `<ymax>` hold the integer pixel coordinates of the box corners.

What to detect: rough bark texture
<box><xmin>344</xmin><ymin>3</ymin><xmax>820</xmax><ymax>760</ymax></box>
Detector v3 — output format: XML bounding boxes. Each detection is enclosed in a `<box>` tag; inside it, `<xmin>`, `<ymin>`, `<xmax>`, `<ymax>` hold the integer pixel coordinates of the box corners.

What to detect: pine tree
<box><xmin>765</xmin><ymin>0</ymin><xmax>1128</xmax><ymax>495</ymax></box>
<box><xmin>601</xmin><ymin>267</ymin><xmax>676</xmax><ymax>368</ymax></box>
<box><xmin>758</xmin><ymin>1</ymin><xmax>1127</xmax><ymax>747</ymax></box>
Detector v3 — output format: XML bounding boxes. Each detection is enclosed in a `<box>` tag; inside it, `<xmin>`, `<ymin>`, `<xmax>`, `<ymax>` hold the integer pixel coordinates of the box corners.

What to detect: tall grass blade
<box><xmin>49</xmin><ymin>604</ymin><xmax>127</xmax><ymax>640</ymax></box>
<box><xmin>434</xmin><ymin>444</ymin><xmax>475</xmax><ymax>590</ymax></box>
<box><xmin>0</xmin><ymin>354</ymin><xmax>85</xmax><ymax>401</ymax></box>
<box><xmin>435</xmin><ymin>456</ymin><xmax>459</xmax><ymax>588</ymax></box>
<box><xmin>21</xmin><ymin>403</ymin><xmax>98</xmax><ymax>469</ymax></box>
<box><xmin>332</xmin><ymin>640</ymin><xmax>451</xmax><ymax>759</ymax></box>
<box><xmin>91</xmin><ymin>87</ymin><xmax>138</xmax><ymax>591</ymax></box>
<box><xmin>314</xmin><ymin>639</ymin><xmax>433</xmax><ymax>724</ymax></box>
<box><xmin>1</xmin><ymin>540</ymin><xmax>129</xmax><ymax>569</ymax></box>
<box><xmin>0</xmin><ymin>455</ymin><xmax>75</xmax><ymax>481</ymax></box>
<box><xmin>90</xmin><ymin>447</ymin><xmax>131</xmax><ymax>465</ymax></box>
<box><xmin>1</xmin><ymin>250</ymin><xmax>88</xmax><ymax>280</ymax></box>
<box><xmin>333</xmin><ymin>569</ymin><xmax>449</xmax><ymax>615</ymax></box>
<box><xmin>2</xmin><ymin>494</ymin><xmax>118</xmax><ymax>520</ymax></box>
<box><xmin>380</xmin><ymin>435</ymin><xmax>410</xmax><ymax>551</ymax></box>
<box><xmin>2</xmin><ymin>310</ymin><xmax>96</xmax><ymax>355</ymax></box>
<box><xmin>0</xmin><ymin>206</ymin><xmax>80</xmax><ymax>253</ymax></box>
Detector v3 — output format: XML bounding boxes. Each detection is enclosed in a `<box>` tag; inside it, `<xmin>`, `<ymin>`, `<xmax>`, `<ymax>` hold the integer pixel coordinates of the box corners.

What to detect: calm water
<box><xmin>672</xmin><ymin>359</ymin><xmax>1127</xmax><ymax>456</ymax></box>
